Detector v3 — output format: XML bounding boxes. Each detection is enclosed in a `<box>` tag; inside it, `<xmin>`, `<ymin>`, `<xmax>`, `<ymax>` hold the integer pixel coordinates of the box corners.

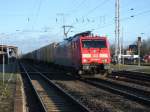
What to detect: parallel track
<box><xmin>108</xmin><ymin>75</ymin><xmax>150</xmax><ymax>87</ymax></box>
<box><xmin>111</xmin><ymin>71</ymin><xmax>150</xmax><ymax>87</ymax></box>
<box><xmin>81</xmin><ymin>78</ymin><xmax>150</xmax><ymax>106</ymax></box>
<box><xmin>112</xmin><ymin>71</ymin><xmax>150</xmax><ymax>82</ymax></box>
<box><xmin>20</xmin><ymin>62</ymin><xmax>90</xmax><ymax>112</ymax></box>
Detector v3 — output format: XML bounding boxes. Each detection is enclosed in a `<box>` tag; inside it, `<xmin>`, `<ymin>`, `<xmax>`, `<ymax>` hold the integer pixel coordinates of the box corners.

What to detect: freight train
<box><xmin>23</xmin><ymin>31</ymin><xmax>112</xmax><ymax>76</ymax></box>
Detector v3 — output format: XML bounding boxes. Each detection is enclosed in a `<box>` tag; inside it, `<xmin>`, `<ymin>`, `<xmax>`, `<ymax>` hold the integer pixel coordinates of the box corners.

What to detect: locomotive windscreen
<box><xmin>82</xmin><ymin>40</ymin><xmax>106</xmax><ymax>48</ymax></box>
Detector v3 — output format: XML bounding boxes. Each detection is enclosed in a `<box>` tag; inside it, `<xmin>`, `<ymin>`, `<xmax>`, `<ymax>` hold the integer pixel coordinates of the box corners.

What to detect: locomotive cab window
<box><xmin>82</xmin><ymin>40</ymin><xmax>106</xmax><ymax>48</ymax></box>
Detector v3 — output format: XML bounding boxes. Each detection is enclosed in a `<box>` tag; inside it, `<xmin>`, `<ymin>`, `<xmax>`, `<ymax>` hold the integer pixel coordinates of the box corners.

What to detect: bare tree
<box><xmin>140</xmin><ymin>37</ymin><xmax>150</xmax><ymax>57</ymax></box>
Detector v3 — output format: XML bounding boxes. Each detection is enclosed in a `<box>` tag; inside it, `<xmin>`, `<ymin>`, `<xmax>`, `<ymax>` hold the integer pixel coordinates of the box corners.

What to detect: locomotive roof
<box><xmin>65</xmin><ymin>31</ymin><xmax>91</xmax><ymax>41</ymax></box>
<box><xmin>73</xmin><ymin>31</ymin><xmax>91</xmax><ymax>37</ymax></box>
<box><xmin>65</xmin><ymin>31</ymin><xmax>108</xmax><ymax>42</ymax></box>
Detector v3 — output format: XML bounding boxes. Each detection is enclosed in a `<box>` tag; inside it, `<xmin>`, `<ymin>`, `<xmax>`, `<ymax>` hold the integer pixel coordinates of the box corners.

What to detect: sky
<box><xmin>0</xmin><ymin>0</ymin><xmax>150</xmax><ymax>53</ymax></box>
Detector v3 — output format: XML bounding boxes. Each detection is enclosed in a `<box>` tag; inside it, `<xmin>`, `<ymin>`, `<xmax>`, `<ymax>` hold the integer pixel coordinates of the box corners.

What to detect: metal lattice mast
<box><xmin>118</xmin><ymin>0</ymin><xmax>121</xmax><ymax>64</ymax></box>
<box><xmin>115</xmin><ymin>0</ymin><xmax>118</xmax><ymax>62</ymax></box>
<box><xmin>115</xmin><ymin>0</ymin><xmax>121</xmax><ymax>64</ymax></box>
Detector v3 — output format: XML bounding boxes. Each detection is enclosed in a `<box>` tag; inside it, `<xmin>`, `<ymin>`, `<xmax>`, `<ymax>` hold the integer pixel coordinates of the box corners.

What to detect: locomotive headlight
<box><xmin>82</xmin><ymin>54</ymin><xmax>91</xmax><ymax>58</ymax></box>
<box><xmin>102</xmin><ymin>59</ymin><xmax>107</xmax><ymax>63</ymax></box>
<box><xmin>99</xmin><ymin>54</ymin><xmax>108</xmax><ymax>58</ymax></box>
<box><xmin>83</xmin><ymin>59</ymin><xmax>88</xmax><ymax>63</ymax></box>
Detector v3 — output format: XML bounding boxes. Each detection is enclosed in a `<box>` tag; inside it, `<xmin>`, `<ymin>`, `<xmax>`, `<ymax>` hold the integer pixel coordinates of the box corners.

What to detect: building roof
<box><xmin>0</xmin><ymin>45</ymin><xmax>18</xmax><ymax>49</ymax></box>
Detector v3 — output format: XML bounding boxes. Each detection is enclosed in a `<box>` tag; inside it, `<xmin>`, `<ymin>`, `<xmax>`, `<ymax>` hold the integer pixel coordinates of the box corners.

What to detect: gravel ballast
<box><xmin>54</xmin><ymin>80</ymin><xmax>149</xmax><ymax>112</ymax></box>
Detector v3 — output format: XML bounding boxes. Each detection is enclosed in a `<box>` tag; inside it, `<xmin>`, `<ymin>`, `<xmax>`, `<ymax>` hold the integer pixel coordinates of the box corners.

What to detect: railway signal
<box><xmin>137</xmin><ymin>37</ymin><xmax>141</xmax><ymax>66</ymax></box>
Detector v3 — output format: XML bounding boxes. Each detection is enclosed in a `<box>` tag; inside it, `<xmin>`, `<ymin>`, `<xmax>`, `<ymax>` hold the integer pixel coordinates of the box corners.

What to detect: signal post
<box><xmin>137</xmin><ymin>37</ymin><xmax>141</xmax><ymax>66</ymax></box>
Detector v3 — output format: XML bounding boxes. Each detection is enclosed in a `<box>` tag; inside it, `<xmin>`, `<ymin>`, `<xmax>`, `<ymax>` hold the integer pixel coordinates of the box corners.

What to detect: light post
<box><xmin>1</xmin><ymin>33</ymin><xmax>5</xmax><ymax>85</ymax></box>
<box><xmin>2</xmin><ymin>45</ymin><xmax>5</xmax><ymax>85</ymax></box>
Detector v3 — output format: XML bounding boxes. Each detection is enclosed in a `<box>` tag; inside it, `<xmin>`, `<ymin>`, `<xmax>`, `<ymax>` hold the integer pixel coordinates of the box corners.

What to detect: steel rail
<box><xmin>20</xmin><ymin>63</ymin><xmax>47</xmax><ymax>112</ymax></box>
<box><xmin>22</xmin><ymin>62</ymin><xmax>91</xmax><ymax>112</ymax></box>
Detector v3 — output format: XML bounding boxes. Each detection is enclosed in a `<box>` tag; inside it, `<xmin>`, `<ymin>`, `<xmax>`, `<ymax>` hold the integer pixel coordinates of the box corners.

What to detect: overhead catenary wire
<box><xmin>52</xmin><ymin>0</ymin><xmax>112</xmax><ymax>38</ymax></box>
<box><xmin>63</xmin><ymin>0</ymin><xmax>112</xmax><ymax>34</ymax></box>
<box><xmin>71</xmin><ymin>1</ymin><xmax>150</xmax><ymax>34</ymax></box>
<box><xmin>68</xmin><ymin>0</ymin><xmax>88</xmax><ymax>13</ymax></box>
<box><xmin>92</xmin><ymin>8</ymin><xmax>150</xmax><ymax>31</ymax></box>
<box><xmin>24</xmin><ymin>0</ymin><xmax>38</xmax><ymax>31</ymax></box>
<box><xmin>84</xmin><ymin>0</ymin><xmax>111</xmax><ymax>16</ymax></box>
<box><xmin>32</xmin><ymin>0</ymin><xmax>43</xmax><ymax>30</ymax></box>
<box><xmin>55</xmin><ymin>0</ymin><xmax>91</xmax><ymax>37</ymax></box>
<box><xmin>44</xmin><ymin>1</ymin><xmax>150</xmax><ymax>41</ymax></box>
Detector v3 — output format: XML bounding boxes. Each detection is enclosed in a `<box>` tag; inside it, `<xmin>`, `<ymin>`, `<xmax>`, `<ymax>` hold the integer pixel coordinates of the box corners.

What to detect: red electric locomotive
<box><xmin>54</xmin><ymin>31</ymin><xmax>111</xmax><ymax>76</ymax></box>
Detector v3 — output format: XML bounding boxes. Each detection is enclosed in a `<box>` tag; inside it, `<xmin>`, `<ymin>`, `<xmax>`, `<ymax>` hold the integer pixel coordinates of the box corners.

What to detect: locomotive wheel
<box><xmin>108</xmin><ymin>69</ymin><xmax>112</xmax><ymax>75</ymax></box>
<box><xmin>78</xmin><ymin>70</ymin><xmax>83</xmax><ymax>75</ymax></box>
<box><xmin>101</xmin><ymin>69</ymin><xmax>112</xmax><ymax>77</ymax></box>
<box><xmin>101</xmin><ymin>72</ymin><xmax>108</xmax><ymax>77</ymax></box>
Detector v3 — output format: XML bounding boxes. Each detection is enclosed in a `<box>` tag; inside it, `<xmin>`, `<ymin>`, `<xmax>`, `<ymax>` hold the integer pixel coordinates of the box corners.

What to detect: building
<box><xmin>0</xmin><ymin>45</ymin><xmax>18</xmax><ymax>64</ymax></box>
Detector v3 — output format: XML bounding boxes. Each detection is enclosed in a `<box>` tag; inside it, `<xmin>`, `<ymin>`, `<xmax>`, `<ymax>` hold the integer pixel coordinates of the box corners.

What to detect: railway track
<box><xmin>81</xmin><ymin>78</ymin><xmax>150</xmax><ymax>106</ymax></box>
<box><xmin>108</xmin><ymin>75</ymin><xmax>150</xmax><ymax>87</ymax></box>
<box><xmin>20</xmin><ymin>64</ymin><xmax>45</xmax><ymax>112</ymax></box>
<box><xmin>20</xmin><ymin>62</ymin><xmax>90</xmax><ymax>112</ymax></box>
<box><xmin>110</xmin><ymin>71</ymin><xmax>150</xmax><ymax>87</ymax></box>
<box><xmin>112</xmin><ymin>71</ymin><xmax>150</xmax><ymax>82</ymax></box>
<box><xmin>25</xmin><ymin>61</ymin><xmax>150</xmax><ymax>107</ymax></box>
